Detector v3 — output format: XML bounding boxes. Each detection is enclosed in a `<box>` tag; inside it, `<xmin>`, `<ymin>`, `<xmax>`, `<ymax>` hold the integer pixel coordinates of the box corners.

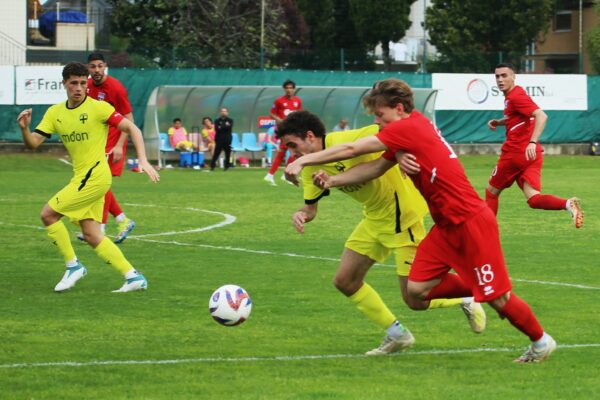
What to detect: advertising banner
<box><xmin>16</xmin><ymin>66</ymin><xmax>66</xmax><ymax>105</ymax></box>
<box><xmin>0</xmin><ymin>66</ymin><xmax>15</xmax><ymax>104</ymax></box>
<box><xmin>432</xmin><ymin>73</ymin><xmax>587</xmax><ymax>110</ymax></box>
<box><xmin>257</xmin><ymin>115</ymin><xmax>276</xmax><ymax>129</ymax></box>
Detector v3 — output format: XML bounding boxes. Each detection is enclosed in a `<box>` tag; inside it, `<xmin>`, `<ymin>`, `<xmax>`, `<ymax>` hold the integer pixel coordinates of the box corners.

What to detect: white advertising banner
<box><xmin>432</xmin><ymin>73</ymin><xmax>587</xmax><ymax>110</ymax></box>
<box><xmin>16</xmin><ymin>66</ymin><xmax>67</xmax><ymax>105</ymax></box>
<box><xmin>0</xmin><ymin>66</ymin><xmax>15</xmax><ymax>104</ymax></box>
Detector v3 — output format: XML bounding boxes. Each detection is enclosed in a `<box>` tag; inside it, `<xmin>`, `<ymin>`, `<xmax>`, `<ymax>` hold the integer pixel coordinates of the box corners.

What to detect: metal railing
<box><xmin>0</xmin><ymin>32</ymin><xmax>26</xmax><ymax>65</ymax></box>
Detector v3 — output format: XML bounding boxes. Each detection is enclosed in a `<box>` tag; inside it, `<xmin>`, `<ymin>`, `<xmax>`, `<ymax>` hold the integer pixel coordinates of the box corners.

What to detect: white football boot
<box><xmin>112</xmin><ymin>273</ymin><xmax>148</xmax><ymax>293</ymax></box>
<box><xmin>365</xmin><ymin>329</ymin><xmax>415</xmax><ymax>356</ymax></box>
<box><xmin>54</xmin><ymin>263</ymin><xmax>87</xmax><ymax>292</ymax></box>
<box><xmin>514</xmin><ymin>334</ymin><xmax>557</xmax><ymax>363</ymax></box>
<box><xmin>460</xmin><ymin>299</ymin><xmax>487</xmax><ymax>333</ymax></box>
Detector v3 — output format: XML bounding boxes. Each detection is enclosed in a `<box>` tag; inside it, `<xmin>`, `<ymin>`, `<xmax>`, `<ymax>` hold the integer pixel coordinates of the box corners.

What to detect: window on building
<box><xmin>554</xmin><ymin>11</ymin><xmax>572</xmax><ymax>32</ymax></box>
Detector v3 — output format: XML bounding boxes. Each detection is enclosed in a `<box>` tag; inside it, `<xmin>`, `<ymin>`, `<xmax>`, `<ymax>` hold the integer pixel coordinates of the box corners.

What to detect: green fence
<box><xmin>1</xmin><ymin>68</ymin><xmax>598</xmax><ymax>144</ymax></box>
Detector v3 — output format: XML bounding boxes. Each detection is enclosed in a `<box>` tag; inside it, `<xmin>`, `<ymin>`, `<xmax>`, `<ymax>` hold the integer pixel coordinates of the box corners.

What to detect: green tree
<box><xmin>426</xmin><ymin>0</ymin><xmax>554</xmax><ymax>72</ymax></box>
<box><xmin>348</xmin><ymin>0</ymin><xmax>415</xmax><ymax>70</ymax></box>
<box><xmin>108</xmin><ymin>0</ymin><xmax>292</xmax><ymax>68</ymax></box>
<box><xmin>588</xmin><ymin>2</ymin><xmax>600</xmax><ymax>74</ymax></box>
<box><xmin>295</xmin><ymin>0</ymin><xmax>372</xmax><ymax>70</ymax></box>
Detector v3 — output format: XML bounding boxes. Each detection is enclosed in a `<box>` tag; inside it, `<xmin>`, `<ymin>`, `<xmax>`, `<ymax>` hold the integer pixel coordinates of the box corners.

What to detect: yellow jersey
<box><xmin>35</xmin><ymin>96</ymin><xmax>123</xmax><ymax>182</ymax></box>
<box><xmin>302</xmin><ymin>125</ymin><xmax>428</xmax><ymax>233</ymax></box>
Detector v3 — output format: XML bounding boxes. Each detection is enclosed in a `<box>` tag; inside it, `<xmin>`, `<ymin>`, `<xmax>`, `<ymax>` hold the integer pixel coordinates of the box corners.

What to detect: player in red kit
<box><xmin>485</xmin><ymin>63</ymin><xmax>583</xmax><ymax>228</ymax></box>
<box><xmin>286</xmin><ymin>78</ymin><xmax>556</xmax><ymax>363</ymax></box>
<box><xmin>84</xmin><ymin>53</ymin><xmax>136</xmax><ymax>243</ymax></box>
<box><xmin>263</xmin><ymin>80</ymin><xmax>302</xmax><ymax>186</ymax></box>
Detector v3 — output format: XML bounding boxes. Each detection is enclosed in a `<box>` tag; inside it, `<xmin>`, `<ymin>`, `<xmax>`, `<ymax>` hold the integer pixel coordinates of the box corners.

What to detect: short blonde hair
<box><xmin>362</xmin><ymin>78</ymin><xmax>414</xmax><ymax>113</ymax></box>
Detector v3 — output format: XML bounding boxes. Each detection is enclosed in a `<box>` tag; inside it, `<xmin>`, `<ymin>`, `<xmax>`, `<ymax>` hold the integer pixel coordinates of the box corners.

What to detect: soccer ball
<box><xmin>209</xmin><ymin>284</ymin><xmax>252</xmax><ymax>326</ymax></box>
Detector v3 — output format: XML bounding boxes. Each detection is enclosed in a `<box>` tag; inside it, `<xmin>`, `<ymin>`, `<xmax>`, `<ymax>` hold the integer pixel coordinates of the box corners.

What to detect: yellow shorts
<box><xmin>345</xmin><ymin>219</ymin><xmax>426</xmax><ymax>276</ymax></box>
<box><xmin>176</xmin><ymin>140</ymin><xmax>194</xmax><ymax>150</ymax></box>
<box><xmin>48</xmin><ymin>176</ymin><xmax>111</xmax><ymax>225</ymax></box>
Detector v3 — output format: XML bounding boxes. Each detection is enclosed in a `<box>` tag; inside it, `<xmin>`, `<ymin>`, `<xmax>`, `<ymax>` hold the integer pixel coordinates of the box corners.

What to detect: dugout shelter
<box><xmin>142</xmin><ymin>85</ymin><xmax>438</xmax><ymax>163</ymax></box>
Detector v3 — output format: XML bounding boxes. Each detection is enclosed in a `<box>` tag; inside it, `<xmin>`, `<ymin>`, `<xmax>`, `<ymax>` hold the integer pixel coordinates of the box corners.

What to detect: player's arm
<box><xmin>17</xmin><ymin>109</ymin><xmax>46</xmax><ymax>149</ymax></box>
<box><xmin>270</xmin><ymin>111</ymin><xmax>282</xmax><ymax>123</ymax></box>
<box><xmin>292</xmin><ymin>203</ymin><xmax>318</xmax><ymax>234</ymax></box>
<box><xmin>285</xmin><ymin>135</ymin><xmax>386</xmax><ymax>183</ymax></box>
<box><xmin>526</xmin><ymin>108</ymin><xmax>547</xmax><ymax>160</ymax></box>
<box><xmin>530</xmin><ymin>109</ymin><xmax>547</xmax><ymax>143</ymax></box>
<box><xmin>116</xmin><ymin>118</ymin><xmax>160</xmax><ymax>182</ymax></box>
<box><xmin>487</xmin><ymin>117</ymin><xmax>507</xmax><ymax>131</ymax></box>
<box><xmin>313</xmin><ymin>157</ymin><xmax>395</xmax><ymax>189</ymax></box>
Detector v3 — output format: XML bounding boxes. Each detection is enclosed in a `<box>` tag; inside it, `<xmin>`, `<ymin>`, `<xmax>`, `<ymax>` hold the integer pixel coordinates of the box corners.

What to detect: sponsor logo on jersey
<box><xmin>61</xmin><ymin>131</ymin><xmax>89</xmax><ymax>143</ymax></box>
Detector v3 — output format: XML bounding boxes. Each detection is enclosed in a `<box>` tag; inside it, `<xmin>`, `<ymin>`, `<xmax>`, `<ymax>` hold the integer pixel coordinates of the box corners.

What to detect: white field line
<box><xmin>1</xmin><ymin>343</ymin><xmax>599</xmax><ymax>369</ymax></box>
<box><xmin>0</xmin><ymin>200</ymin><xmax>598</xmax><ymax>291</ymax></box>
<box><xmin>131</xmin><ymin>237</ymin><xmax>600</xmax><ymax>291</ymax></box>
<box><xmin>58</xmin><ymin>158</ymin><xmax>72</xmax><ymax>166</ymax></box>
<box><xmin>122</xmin><ymin>203</ymin><xmax>236</xmax><ymax>238</ymax></box>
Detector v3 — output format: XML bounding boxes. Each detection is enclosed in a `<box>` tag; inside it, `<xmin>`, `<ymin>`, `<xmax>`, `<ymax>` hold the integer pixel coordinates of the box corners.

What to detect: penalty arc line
<box><xmin>0</xmin><ymin>217</ymin><xmax>598</xmax><ymax>291</ymax></box>
<box><xmin>1</xmin><ymin>343</ymin><xmax>599</xmax><ymax>369</ymax></box>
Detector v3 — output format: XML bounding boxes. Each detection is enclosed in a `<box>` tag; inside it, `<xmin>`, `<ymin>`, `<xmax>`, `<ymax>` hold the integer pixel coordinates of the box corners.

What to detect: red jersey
<box><xmin>271</xmin><ymin>95</ymin><xmax>302</xmax><ymax>120</ymax></box>
<box><xmin>501</xmin><ymin>85</ymin><xmax>539</xmax><ymax>153</ymax></box>
<box><xmin>87</xmin><ymin>76</ymin><xmax>133</xmax><ymax>151</ymax></box>
<box><xmin>377</xmin><ymin>111</ymin><xmax>486</xmax><ymax>227</ymax></box>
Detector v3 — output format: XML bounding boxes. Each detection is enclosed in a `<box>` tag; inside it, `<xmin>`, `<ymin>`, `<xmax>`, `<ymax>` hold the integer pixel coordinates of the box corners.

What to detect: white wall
<box><xmin>0</xmin><ymin>0</ymin><xmax>27</xmax><ymax>45</ymax></box>
<box><xmin>374</xmin><ymin>0</ymin><xmax>438</xmax><ymax>64</ymax></box>
<box><xmin>0</xmin><ymin>0</ymin><xmax>27</xmax><ymax>64</ymax></box>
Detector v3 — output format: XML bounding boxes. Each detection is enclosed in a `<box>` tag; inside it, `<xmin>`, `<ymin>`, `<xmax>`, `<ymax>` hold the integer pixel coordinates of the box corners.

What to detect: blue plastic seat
<box><xmin>242</xmin><ymin>133</ymin><xmax>264</xmax><ymax>152</ymax></box>
<box><xmin>159</xmin><ymin>132</ymin><xmax>177</xmax><ymax>167</ymax></box>
<box><xmin>230</xmin><ymin>133</ymin><xmax>245</xmax><ymax>152</ymax></box>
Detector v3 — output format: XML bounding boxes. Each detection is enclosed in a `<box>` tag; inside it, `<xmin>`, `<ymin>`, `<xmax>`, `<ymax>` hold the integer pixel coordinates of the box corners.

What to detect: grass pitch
<box><xmin>0</xmin><ymin>153</ymin><xmax>599</xmax><ymax>399</ymax></box>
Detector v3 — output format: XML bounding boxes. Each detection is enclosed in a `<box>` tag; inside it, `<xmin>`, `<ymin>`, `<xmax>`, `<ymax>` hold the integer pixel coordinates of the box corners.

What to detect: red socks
<box><xmin>499</xmin><ymin>293</ymin><xmax>544</xmax><ymax>341</ymax></box>
<box><xmin>109</xmin><ymin>191</ymin><xmax>123</xmax><ymax>217</ymax></box>
<box><xmin>485</xmin><ymin>189</ymin><xmax>499</xmax><ymax>215</ymax></box>
<box><xmin>425</xmin><ymin>273</ymin><xmax>472</xmax><ymax>300</ymax></box>
<box><xmin>527</xmin><ymin>194</ymin><xmax>567</xmax><ymax>210</ymax></box>
<box><xmin>268</xmin><ymin>150</ymin><xmax>287</xmax><ymax>174</ymax></box>
<box><xmin>102</xmin><ymin>190</ymin><xmax>113</xmax><ymax>224</ymax></box>
<box><xmin>486</xmin><ymin>191</ymin><xmax>567</xmax><ymax>214</ymax></box>
<box><xmin>102</xmin><ymin>190</ymin><xmax>124</xmax><ymax>224</ymax></box>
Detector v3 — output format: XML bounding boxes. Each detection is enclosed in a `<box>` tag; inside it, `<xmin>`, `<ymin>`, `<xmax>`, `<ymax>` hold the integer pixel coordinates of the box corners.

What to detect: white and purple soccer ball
<box><xmin>209</xmin><ymin>284</ymin><xmax>252</xmax><ymax>326</ymax></box>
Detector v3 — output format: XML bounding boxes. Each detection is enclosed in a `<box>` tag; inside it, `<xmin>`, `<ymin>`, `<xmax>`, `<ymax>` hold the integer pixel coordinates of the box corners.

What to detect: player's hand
<box><xmin>17</xmin><ymin>109</ymin><xmax>32</xmax><ymax>129</ymax></box>
<box><xmin>108</xmin><ymin>146</ymin><xmax>124</xmax><ymax>162</ymax></box>
<box><xmin>284</xmin><ymin>159</ymin><xmax>303</xmax><ymax>185</ymax></box>
<box><xmin>312</xmin><ymin>170</ymin><xmax>332</xmax><ymax>189</ymax></box>
<box><xmin>525</xmin><ymin>143</ymin><xmax>537</xmax><ymax>161</ymax></box>
<box><xmin>487</xmin><ymin>119</ymin><xmax>499</xmax><ymax>131</ymax></box>
<box><xmin>292</xmin><ymin>211</ymin><xmax>308</xmax><ymax>233</ymax></box>
<box><xmin>138</xmin><ymin>159</ymin><xmax>160</xmax><ymax>182</ymax></box>
<box><xmin>396</xmin><ymin>151</ymin><xmax>420</xmax><ymax>176</ymax></box>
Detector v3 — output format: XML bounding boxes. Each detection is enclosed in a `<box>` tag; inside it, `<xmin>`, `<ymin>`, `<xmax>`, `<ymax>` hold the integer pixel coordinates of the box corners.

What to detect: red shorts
<box><xmin>488</xmin><ymin>151</ymin><xmax>543</xmax><ymax>191</ymax></box>
<box><xmin>409</xmin><ymin>207</ymin><xmax>512</xmax><ymax>302</ymax></box>
<box><xmin>107</xmin><ymin>141</ymin><xmax>127</xmax><ymax>177</ymax></box>
<box><xmin>106</xmin><ymin>127</ymin><xmax>128</xmax><ymax>177</ymax></box>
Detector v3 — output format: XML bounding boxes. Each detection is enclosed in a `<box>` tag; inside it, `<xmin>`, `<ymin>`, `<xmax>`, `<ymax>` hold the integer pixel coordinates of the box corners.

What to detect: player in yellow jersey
<box><xmin>17</xmin><ymin>62</ymin><xmax>160</xmax><ymax>293</ymax></box>
<box><xmin>277</xmin><ymin>110</ymin><xmax>485</xmax><ymax>355</ymax></box>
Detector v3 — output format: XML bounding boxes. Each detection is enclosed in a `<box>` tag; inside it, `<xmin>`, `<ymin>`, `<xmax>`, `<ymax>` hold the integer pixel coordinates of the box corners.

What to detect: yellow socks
<box><xmin>46</xmin><ymin>221</ymin><xmax>76</xmax><ymax>263</ymax></box>
<box><xmin>349</xmin><ymin>283</ymin><xmax>396</xmax><ymax>329</ymax></box>
<box><xmin>94</xmin><ymin>237</ymin><xmax>133</xmax><ymax>275</ymax></box>
<box><xmin>428</xmin><ymin>298</ymin><xmax>463</xmax><ymax>309</ymax></box>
